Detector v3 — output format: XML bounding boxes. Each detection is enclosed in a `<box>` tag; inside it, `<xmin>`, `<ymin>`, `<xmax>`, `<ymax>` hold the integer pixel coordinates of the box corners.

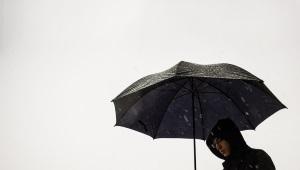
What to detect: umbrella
<box><xmin>112</xmin><ymin>61</ymin><xmax>286</xmax><ymax>170</ymax></box>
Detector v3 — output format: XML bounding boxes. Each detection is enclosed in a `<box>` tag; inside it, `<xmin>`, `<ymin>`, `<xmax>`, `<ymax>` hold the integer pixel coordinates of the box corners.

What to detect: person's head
<box><xmin>206</xmin><ymin>118</ymin><xmax>249</xmax><ymax>160</ymax></box>
<box><xmin>212</xmin><ymin>137</ymin><xmax>231</xmax><ymax>157</ymax></box>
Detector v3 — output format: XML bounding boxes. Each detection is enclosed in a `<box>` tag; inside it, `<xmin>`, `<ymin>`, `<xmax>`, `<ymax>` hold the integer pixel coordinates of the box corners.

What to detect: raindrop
<box><xmin>241</xmin><ymin>97</ymin><xmax>246</xmax><ymax>103</ymax></box>
<box><xmin>245</xmin><ymin>112</ymin><xmax>250</xmax><ymax>116</ymax></box>
<box><xmin>255</xmin><ymin>165</ymin><xmax>259</xmax><ymax>169</ymax></box>
<box><xmin>183</xmin><ymin>115</ymin><xmax>189</xmax><ymax>122</ymax></box>
<box><xmin>249</xmin><ymin>164</ymin><xmax>253</xmax><ymax>168</ymax></box>
<box><xmin>184</xmin><ymin>109</ymin><xmax>189</xmax><ymax>113</ymax></box>
<box><xmin>245</xmin><ymin>86</ymin><xmax>253</xmax><ymax>92</ymax></box>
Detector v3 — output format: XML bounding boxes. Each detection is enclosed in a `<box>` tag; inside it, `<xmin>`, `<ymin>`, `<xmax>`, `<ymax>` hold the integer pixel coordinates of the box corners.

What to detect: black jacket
<box><xmin>206</xmin><ymin>118</ymin><xmax>275</xmax><ymax>170</ymax></box>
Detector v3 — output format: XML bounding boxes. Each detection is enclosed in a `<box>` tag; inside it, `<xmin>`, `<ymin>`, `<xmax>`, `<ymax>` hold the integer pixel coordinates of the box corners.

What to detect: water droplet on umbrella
<box><xmin>241</xmin><ymin>96</ymin><xmax>246</xmax><ymax>103</ymax></box>
<box><xmin>183</xmin><ymin>115</ymin><xmax>189</xmax><ymax>122</ymax></box>
<box><xmin>245</xmin><ymin>85</ymin><xmax>253</xmax><ymax>92</ymax></box>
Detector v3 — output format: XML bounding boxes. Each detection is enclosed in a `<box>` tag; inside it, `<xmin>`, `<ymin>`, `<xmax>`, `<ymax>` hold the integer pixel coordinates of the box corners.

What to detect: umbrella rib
<box><xmin>173</xmin><ymin>91</ymin><xmax>192</xmax><ymax>100</ymax></box>
<box><xmin>115</xmin><ymin>93</ymin><xmax>145</xmax><ymax>125</ymax></box>
<box><xmin>241</xmin><ymin>80</ymin><xmax>286</xmax><ymax>108</ymax></box>
<box><xmin>153</xmin><ymin>79</ymin><xmax>190</xmax><ymax>139</ymax></box>
<box><xmin>194</xmin><ymin>83</ymin><xmax>205</xmax><ymax>139</ymax></box>
<box><xmin>115</xmin><ymin>79</ymin><xmax>187</xmax><ymax>126</ymax></box>
<box><xmin>173</xmin><ymin>81</ymin><xmax>193</xmax><ymax>93</ymax></box>
<box><xmin>198</xmin><ymin>79</ymin><xmax>255</xmax><ymax>129</ymax></box>
<box><xmin>198</xmin><ymin>92</ymin><xmax>221</xmax><ymax>94</ymax></box>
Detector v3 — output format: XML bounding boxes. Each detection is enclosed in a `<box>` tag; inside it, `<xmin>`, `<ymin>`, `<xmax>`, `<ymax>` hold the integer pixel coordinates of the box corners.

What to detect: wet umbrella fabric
<box><xmin>112</xmin><ymin>61</ymin><xmax>286</xmax><ymax>170</ymax></box>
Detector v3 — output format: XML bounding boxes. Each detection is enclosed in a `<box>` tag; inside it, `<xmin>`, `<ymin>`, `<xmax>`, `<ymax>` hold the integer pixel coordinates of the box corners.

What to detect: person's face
<box><xmin>213</xmin><ymin>138</ymin><xmax>231</xmax><ymax>157</ymax></box>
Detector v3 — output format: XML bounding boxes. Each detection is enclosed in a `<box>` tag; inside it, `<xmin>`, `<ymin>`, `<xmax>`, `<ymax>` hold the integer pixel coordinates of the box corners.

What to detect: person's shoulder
<box><xmin>250</xmin><ymin>148</ymin><xmax>271</xmax><ymax>157</ymax></box>
<box><xmin>245</xmin><ymin>148</ymin><xmax>272</xmax><ymax>161</ymax></box>
<box><xmin>247</xmin><ymin>148</ymin><xmax>275</xmax><ymax>169</ymax></box>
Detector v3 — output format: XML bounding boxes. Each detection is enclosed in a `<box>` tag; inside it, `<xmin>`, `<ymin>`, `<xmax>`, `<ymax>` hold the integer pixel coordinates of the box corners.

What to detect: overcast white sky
<box><xmin>0</xmin><ymin>0</ymin><xmax>299</xmax><ymax>170</ymax></box>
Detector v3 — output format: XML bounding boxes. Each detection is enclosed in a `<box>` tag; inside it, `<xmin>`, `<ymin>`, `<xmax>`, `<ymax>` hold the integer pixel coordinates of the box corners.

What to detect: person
<box><xmin>206</xmin><ymin>118</ymin><xmax>276</xmax><ymax>170</ymax></box>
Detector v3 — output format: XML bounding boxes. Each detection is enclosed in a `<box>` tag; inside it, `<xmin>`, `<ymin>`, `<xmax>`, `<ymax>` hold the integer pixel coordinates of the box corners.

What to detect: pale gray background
<box><xmin>0</xmin><ymin>0</ymin><xmax>299</xmax><ymax>170</ymax></box>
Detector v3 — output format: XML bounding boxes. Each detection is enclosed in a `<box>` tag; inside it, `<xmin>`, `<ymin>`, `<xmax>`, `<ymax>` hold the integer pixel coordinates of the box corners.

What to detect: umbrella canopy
<box><xmin>112</xmin><ymin>61</ymin><xmax>285</xmax><ymax>139</ymax></box>
<box><xmin>112</xmin><ymin>61</ymin><xmax>286</xmax><ymax>170</ymax></box>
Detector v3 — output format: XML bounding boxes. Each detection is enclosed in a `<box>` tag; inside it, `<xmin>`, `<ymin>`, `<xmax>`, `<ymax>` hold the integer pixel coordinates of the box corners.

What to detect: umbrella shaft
<box><xmin>193</xmin><ymin>137</ymin><xmax>196</xmax><ymax>170</ymax></box>
<box><xmin>191</xmin><ymin>78</ymin><xmax>197</xmax><ymax>170</ymax></box>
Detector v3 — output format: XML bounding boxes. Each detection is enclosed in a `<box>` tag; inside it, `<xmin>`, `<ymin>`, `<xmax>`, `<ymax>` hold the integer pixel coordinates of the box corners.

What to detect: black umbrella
<box><xmin>112</xmin><ymin>61</ymin><xmax>286</xmax><ymax>170</ymax></box>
